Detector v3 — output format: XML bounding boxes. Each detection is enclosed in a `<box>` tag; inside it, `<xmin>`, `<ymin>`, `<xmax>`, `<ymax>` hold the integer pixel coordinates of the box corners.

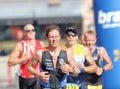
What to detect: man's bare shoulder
<box><xmin>13</xmin><ymin>41</ymin><xmax>22</xmax><ymax>51</ymax></box>
<box><xmin>99</xmin><ymin>46</ymin><xmax>106</xmax><ymax>51</ymax></box>
<box><xmin>9</xmin><ymin>41</ymin><xmax>22</xmax><ymax>57</ymax></box>
<box><xmin>36</xmin><ymin>47</ymin><xmax>48</xmax><ymax>56</ymax></box>
<box><xmin>82</xmin><ymin>45</ymin><xmax>90</xmax><ymax>53</ymax></box>
<box><xmin>99</xmin><ymin>46</ymin><xmax>108</xmax><ymax>55</ymax></box>
<box><xmin>16</xmin><ymin>41</ymin><xmax>22</xmax><ymax>46</ymax></box>
<box><xmin>77</xmin><ymin>44</ymin><xmax>89</xmax><ymax>50</ymax></box>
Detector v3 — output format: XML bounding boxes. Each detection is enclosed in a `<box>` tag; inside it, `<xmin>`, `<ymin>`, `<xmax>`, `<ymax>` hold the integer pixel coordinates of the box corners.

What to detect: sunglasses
<box><xmin>65</xmin><ymin>33</ymin><xmax>77</xmax><ymax>37</ymax></box>
<box><xmin>25</xmin><ymin>29</ymin><xmax>35</xmax><ymax>33</ymax></box>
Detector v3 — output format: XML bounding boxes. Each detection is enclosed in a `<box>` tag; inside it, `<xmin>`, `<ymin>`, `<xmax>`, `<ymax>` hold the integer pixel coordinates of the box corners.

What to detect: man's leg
<box><xmin>19</xmin><ymin>76</ymin><xmax>28</xmax><ymax>89</ymax></box>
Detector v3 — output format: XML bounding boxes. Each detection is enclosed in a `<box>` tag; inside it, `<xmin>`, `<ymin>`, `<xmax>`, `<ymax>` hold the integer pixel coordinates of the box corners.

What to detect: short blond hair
<box><xmin>84</xmin><ymin>30</ymin><xmax>97</xmax><ymax>40</ymax></box>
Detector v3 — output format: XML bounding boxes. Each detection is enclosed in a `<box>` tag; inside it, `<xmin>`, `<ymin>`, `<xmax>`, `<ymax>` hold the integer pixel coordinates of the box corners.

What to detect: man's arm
<box><xmin>68</xmin><ymin>49</ymin><xmax>79</xmax><ymax>77</ymax></box>
<box><xmin>100</xmin><ymin>47</ymin><xmax>113</xmax><ymax>71</ymax></box>
<box><xmin>95</xmin><ymin>47</ymin><xmax>113</xmax><ymax>76</ymax></box>
<box><xmin>8</xmin><ymin>42</ymin><xmax>30</xmax><ymax>66</ymax></box>
<box><xmin>82</xmin><ymin>46</ymin><xmax>97</xmax><ymax>73</ymax></box>
<box><xmin>27</xmin><ymin>50</ymin><xmax>50</xmax><ymax>82</ymax></box>
<box><xmin>27</xmin><ymin>50</ymin><xmax>41</xmax><ymax>77</ymax></box>
<box><xmin>60</xmin><ymin>49</ymin><xmax>79</xmax><ymax>77</ymax></box>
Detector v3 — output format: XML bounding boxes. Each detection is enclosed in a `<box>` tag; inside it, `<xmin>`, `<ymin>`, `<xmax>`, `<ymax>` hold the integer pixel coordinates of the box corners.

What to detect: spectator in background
<box><xmin>27</xmin><ymin>24</ymin><xmax>79</xmax><ymax>89</ymax></box>
<box><xmin>10</xmin><ymin>26</ymin><xmax>24</xmax><ymax>41</ymax></box>
<box><xmin>84</xmin><ymin>30</ymin><xmax>113</xmax><ymax>89</ymax></box>
<box><xmin>0</xmin><ymin>50</ymin><xmax>7</xmax><ymax>56</ymax></box>
<box><xmin>8</xmin><ymin>24</ymin><xmax>44</xmax><ymax>89</ymax></box>
<box><xmin>64</xmin><ymin>26</ymin><xmax>97</xmax><ymax>89</ymax></box>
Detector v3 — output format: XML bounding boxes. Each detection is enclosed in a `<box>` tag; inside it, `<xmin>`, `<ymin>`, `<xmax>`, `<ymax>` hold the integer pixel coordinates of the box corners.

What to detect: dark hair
<box><xmin>45</xmin><ymin>24</ymin><xmax>61</xmax><ymax>37</ymax></box>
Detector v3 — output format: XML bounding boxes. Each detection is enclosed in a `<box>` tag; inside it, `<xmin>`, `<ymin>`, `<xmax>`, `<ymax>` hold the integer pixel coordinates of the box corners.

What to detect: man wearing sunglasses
<box><xmin>8</xmin><ymin>24</ymin><xmax>44</xmax><ymax>89</ymax></box>
<box><xmin>64</xmin><ymin>26</ymin><xmax>97</xmax><ymax>89</ymax></box>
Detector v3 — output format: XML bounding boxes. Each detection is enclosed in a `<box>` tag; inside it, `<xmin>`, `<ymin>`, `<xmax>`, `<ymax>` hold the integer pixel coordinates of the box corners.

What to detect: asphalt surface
<box><xmin>0</xmin><ymin>85</ymin><xmax>19</xmax><ymax>89</ymax></box>
<box><xmin>0</xmin><ymin>55</ymin><xmax>19</xmax><ymax>89</ymax></box>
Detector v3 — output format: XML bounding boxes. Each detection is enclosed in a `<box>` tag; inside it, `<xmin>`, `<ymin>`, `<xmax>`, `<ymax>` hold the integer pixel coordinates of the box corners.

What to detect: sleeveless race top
<box><xmin>73</xmin><ymin>44</ymin><xmax>85</xmax><ymax>73</ymax></box>
<box><xmin>67</xmin><ymin>44</ymin><xmax>85</xmax><ymax>85</ymax></box>
<box><xmin>84</xmin><ymin>46</ymin><xmax>102</xmax><ymax>84</ymax></box>
<box><xmin>40</xmin><ymin>47</ymin><xmax>68</xmax><ymax>88</ymax></box>
<box><xmin>20</xmin><ymin>40</ymin><xmax>41</xmax><ymax>78</ymax></box>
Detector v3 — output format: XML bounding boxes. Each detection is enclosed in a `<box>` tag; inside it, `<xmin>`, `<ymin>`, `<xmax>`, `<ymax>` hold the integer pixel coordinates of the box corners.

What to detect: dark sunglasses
<box><xmin>65</xmin><ymin>33</ymin><xmax>77</xmax><ymax>37</ymax></box>
<box><xmin>25</xmin><ymin>29</ymin><xmax>35</xmax><ymax>33</ymax></box>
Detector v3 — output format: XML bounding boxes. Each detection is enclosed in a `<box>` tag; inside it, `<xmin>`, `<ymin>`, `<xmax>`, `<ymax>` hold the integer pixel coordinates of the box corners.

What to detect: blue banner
<box><xmin>93</xmin><ymin>0</ymin><xmax>120</xmax><ymax>89</ymax></box>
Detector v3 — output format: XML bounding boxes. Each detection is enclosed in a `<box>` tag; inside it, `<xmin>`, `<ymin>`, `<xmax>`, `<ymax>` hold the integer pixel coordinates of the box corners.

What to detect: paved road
<box><xmin>0</xmin><ymin>85</ymin><xmax>19</xmax><ymax>89</ymax></box>
<box><xmin>0</xmin><ymin>76</ymin><xmax>19</xmax><ymax>89</ymax></box>
<box><xmin>0</xmin><ymin>56</ymin><xmax>19</xmax><ymax>89</ymax></box>
<box><xmin>0</xmin><ymin>80</ymin><xmax>19</xmax><ymax>89</ymax></box>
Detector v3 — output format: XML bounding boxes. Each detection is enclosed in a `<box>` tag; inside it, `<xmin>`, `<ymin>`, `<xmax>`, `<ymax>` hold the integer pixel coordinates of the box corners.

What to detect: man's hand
<box><xmin>60</xmin><ymin>62</ymin><xmax>70</xmax><ymax>73</ymax></box>
<box><xmin>38</xmin><ymin>71</ymin><xmax>50</xmax><ymax>82</ymax></box>
<box><xmin>77</xmin><ymin>62</ymin><xmax>85</xmax><ymax>70</ymax></box>
<box><xmin>22</xmin><ymin>52</ymin><xmax>31</xmax><ymax>63</ymax></box>
<box><xmin>96</xmin><ymin>67</ymin><xmax>103</xmax><ymax>76</ymax></box>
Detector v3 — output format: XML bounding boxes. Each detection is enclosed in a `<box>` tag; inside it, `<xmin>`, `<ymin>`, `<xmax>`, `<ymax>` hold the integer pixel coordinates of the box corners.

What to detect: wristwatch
<box><xmin>102</xmin><ymin>67</ymin><xmax>105</xmax><ymax>72</ymax></box>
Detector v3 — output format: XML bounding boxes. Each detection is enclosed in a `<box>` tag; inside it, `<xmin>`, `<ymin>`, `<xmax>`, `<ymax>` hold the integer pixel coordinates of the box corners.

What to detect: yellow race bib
<box><xmin>87</xmin><ymin>85</ymin><xmax>102</xmax><ymax>89</ymax></box>
<box><xmin>66</xmin><ymin>83</ymin><xmax>80</xmax><ymax>89</ymax></box>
